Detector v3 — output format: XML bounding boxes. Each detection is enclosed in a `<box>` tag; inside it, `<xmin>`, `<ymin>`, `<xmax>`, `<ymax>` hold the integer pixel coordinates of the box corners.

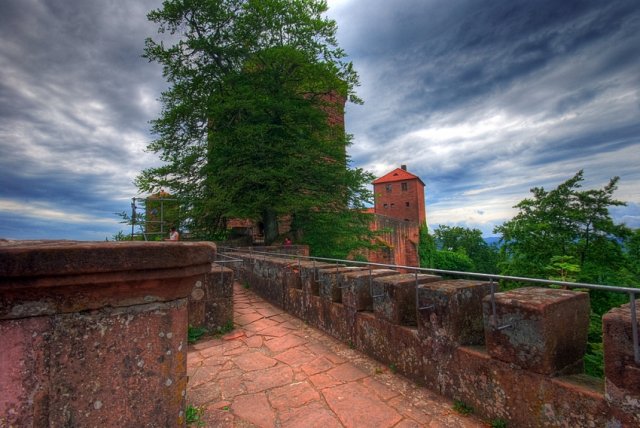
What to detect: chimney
<box><xmin>401</xmin><ymin>164</ymin><xmax>407</xmax><ymax>171</ymax></box>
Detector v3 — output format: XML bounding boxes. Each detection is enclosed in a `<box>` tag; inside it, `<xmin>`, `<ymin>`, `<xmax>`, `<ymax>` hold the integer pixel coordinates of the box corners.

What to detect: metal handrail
<box><xmin>219</xmin><ymin>246</ymin><xmax>640</xmax><ymax>364</ymax></box>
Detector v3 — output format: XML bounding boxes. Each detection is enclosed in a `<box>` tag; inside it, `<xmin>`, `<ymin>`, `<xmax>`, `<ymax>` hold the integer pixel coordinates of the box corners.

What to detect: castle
<box><xmin>366</xmin><ymin>164</ymin><xmax>425</xmax><ymax>267</ymax></box>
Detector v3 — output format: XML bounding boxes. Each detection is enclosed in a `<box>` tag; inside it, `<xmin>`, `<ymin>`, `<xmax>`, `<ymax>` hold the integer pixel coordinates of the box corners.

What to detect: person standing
<box><xmin>169</xmin><ymin>227</ymin><xmax>179</xmax><ymax>241</ymax></box>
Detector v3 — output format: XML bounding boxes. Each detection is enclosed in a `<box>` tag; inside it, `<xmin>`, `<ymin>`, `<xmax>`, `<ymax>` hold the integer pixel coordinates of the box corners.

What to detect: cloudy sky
<box><xmin>1</xmin><ymin>0</ymin><xmax>639</xmax><ymax>240</ymax></box>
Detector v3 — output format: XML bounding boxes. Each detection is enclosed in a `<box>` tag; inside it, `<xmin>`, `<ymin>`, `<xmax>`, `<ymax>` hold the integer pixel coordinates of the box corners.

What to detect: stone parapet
<box><xmin>483</xmin><ymin>287</ymin><xmax>590</xmax><ymax>376</ymax></box>
<box><xmin>188</xmin><ymin>262</ymin><xmax>234</xmax><ymax>332</ymax></box>
<box><xmin>417</xmin><ymin>279</ymin><xmax>491</xmax><ymax>345</ymax></box>
<box><xmin>341</xmin><ymin>269</ymin><xmax>398</xmax><ymax>311</ymax></box>
<box><xmin>317</xmin><ymin>266</ymin><xmax>366</xmax><ymax>303</ymax></box>
<box><xmin>226</xmin><ymin>251</ymin><xmax>639</xmax><ymax>427</ymax></box>
<box><xmin>0</xmin><ymin>241</ymin><xmax>215</xmax><ymax>427</ymax></box>
<box><xmin>603</xmin><ymin>300</ymin><xmax>640</xmax><ymax>420</ymax></box>
<box><xmin>373</xmin><ymin>273</ymin><xmax>442</xmax><ymax>326</ymax></box>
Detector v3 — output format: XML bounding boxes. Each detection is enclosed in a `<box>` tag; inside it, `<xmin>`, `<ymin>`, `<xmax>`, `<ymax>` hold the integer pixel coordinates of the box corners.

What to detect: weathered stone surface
<box><xmin>299</xmin><ymin>261</ymin><xmax>334</xmax><ymax>297</ymax></box>
<box><xmin>374</xmin><ymin>273</ymin><xmax>442</xmax><ymax>326</ymax></box>
<box><xmin>603</xmin><ymin>301</ymin><xmax>640</xmax><ymax>422</ymax></box>
<box><xmin>0</xmin><ymin>241</ymin><xmax>214</xmax><ymax>427</ymax></box>
<box><xmin>189</xmin><ymin>263</ymin><xmax>234</xmax><ymax>332</ymax></box>
<box><xmin>341</xmin><ymin>269</ymin><xmax>398</xmax><ymax>311</ymax></box>
<box><xmin>323</xmin><ymin>382</ymin><xmax>402</xmax><ymax>427</ymax></box>
<box><xmin>317</xmin><ymin>266</ymin><xmax>365</xmax><ymax>303</ymax></box>
<box><xmin>417</xmin><ymin>279</ymin><xmax>490</xmax><ymax>344</ymax></box>
<box><xmin>221</xmin><ymin>251</ymin><xmax>640</xmax><ymax>427</ymax></box>
<box><xmin>483</xmin><ymin>287</ymin><xmax>590</xmax><ymax>375</ymax></box>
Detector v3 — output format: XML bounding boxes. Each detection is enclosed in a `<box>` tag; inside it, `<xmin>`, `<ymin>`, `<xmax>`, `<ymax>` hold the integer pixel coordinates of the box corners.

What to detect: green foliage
<box><xmin>494</xmin><ymin>170</ymin><xmax>638</xmax><ymax>378</ymax></box>
<box><xmin>215</xmin><ymin>320</ymin><xmax>235</xmax><ymax>337</ymax></box>
<box><xmin>452</xmin><ymin>400</ymin><xmax>474</xmax><ymax>415</ymax></box>
<box><xmin>433</xmin><ymin>225</ymin><xmax>499</xmax><ymax>273</ymax></box>
<box><xmin>494</xmin><ymin>170</ymin><xmax>629</xmax><ymax>282</ymax></box>
<box><xmin>139</xmin><ymin>0</ymin><xmax>369</xmax><ymax>245</ymax></box>
<box><xmin>293</xmin><ymin>206</ymin><xmax>379</xmax><ymax>259</ymax></box>
<box><xmin>187</xmin><ymin>325</ymin><xmax>208</xmax><ymax>344</ymax></box>
<box><xmin>491</xmin><ymin>419</ymin><xmax>508</xmax><ymax>428</ymax></box>
<box><xmin>389</xmin><ymin>363</ymin><xmax>397</xmax><ymax>373</ymax></box>
<box><xmin>433</xmin><ymin>250</ymin><xmax>475</xmax><ymax>273</ymax></box>
<box><xmin>545</xmin><ymin>255</ymin><xmax>580</xmax><ymax>283</ymax></box>
<box><xmin>418</xmin><ymin>224</ymin><xmax>436</xmax><ymax>268</ymax></box>
<box><xmin>185</xmin><ymin>405</ymin><xmax>204</xmax><ymax>426</ymax></box>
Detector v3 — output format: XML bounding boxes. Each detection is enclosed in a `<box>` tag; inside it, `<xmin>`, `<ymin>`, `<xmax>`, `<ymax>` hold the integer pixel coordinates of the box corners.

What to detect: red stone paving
<box><xmin>187</xmin><ymin>282</ymin><xmax>487</xmax><ymax>427</ymax></box>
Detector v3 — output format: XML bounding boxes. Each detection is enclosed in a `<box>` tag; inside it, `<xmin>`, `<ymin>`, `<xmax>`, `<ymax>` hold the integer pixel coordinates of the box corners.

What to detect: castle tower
<box><xmin>372</xmin><ymin>165</ymin><xmax>426</xmax><ymax>224</ymax></box>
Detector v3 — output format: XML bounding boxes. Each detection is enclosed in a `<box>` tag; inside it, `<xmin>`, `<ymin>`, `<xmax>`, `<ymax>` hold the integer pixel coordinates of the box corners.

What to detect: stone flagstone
<box><xmin>187</xmin><ymin>282</ymin><xmax>486</xmax><ymax>427</ymax></box>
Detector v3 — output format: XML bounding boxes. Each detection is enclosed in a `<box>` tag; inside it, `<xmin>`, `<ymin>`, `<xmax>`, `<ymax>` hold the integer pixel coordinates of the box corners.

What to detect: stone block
<box><xmin>373</xmin><ymin>274</ymin><xmax>442</xmax><ymax>326</ymax></box>
<box><xmin>206</xmin><ymin>263</ymin><xmax>234</xmax><ymax>298</ymax></box>
<box><xmin>0</xmin><ymin>241</ymin><xmax>214</xmax><ymax>427</ymax></box>
<box><xmin>483</xmin><ymin>287</ymin><xmax>590</xmax><ymax>375</ymax></box>
<box><xmin>416</xmin><ymin>279</ymin><xmax>490</xmax><ymax>344</ymax></box>
<box><xmin>299</xmin><ymin>262</ymin><xmax>334</xmax><ymax>297</ymax></box>
<box><xmin>317</xmin><ymin>266</ymin><xmax>365</xmax><ymax>303</ymax></box>
<box><xmin>341</xmin><ymin>269</ymin><xmax>398</xmax><ymax>311</ymax></box>
<box><xmin>603</xmin><ymin>301</ymin><xmax>640</xmax><ymax>403</ymax></box>
<box><xmin>204</xmin><ymin>297</ymin><xmax>234</xmax><ymax>332</ymax></box>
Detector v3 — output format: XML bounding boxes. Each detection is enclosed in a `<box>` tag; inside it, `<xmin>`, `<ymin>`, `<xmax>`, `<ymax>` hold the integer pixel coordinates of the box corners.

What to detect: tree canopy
<box><xmin>494</xmin><ymin>170</ymin><xmax>631</xmax><ymax>285</ymax></box>
<box><xmin>138</xmin><ymin>0</ymin><xmax>373</xmax><ymax>251</ymax></box>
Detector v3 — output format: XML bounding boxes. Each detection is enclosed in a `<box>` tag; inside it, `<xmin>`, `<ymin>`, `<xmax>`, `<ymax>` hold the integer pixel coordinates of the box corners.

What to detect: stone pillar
<box><xmin>318</xmin><ymin>266</ymin><xmax>366</xmax><ymax>303</ymax></box>
<box><xmin>482</xmin><ymin>287</ymin><xmax>589</xmax><ymax>375</ymax></box>
<box><xmin>341</xmin><ymin>269</ymin><xmax>397</xmax><ymax>311</ymax></box>
<box><xmin>189</xmin><ymin>262</ymin><xmax>234</xmax><ymax>333</ymax></box>
<box><xmin>373</xmin><ymin>273</ymin><xmax>442</xmax><ymax>326</ymax></box>
<box><xmin>603</xmin><ymin>300</ymin><xmax>640</xmax><ymax>421</ymax></box>
<box><xmin>0</xmin><ymin>241</ymin><xmax>215</xmax><ymax>427</ymax></box>
<box><xmin>417</xmin><ymin>279</ymin><xmax>491</xmax><ymax>344</ymax></box>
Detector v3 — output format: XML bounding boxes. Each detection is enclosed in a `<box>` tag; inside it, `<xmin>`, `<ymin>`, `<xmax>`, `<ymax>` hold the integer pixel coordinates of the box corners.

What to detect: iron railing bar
<box><xmin>219</xmin><ymin>246</ymin><xmax>640</xmax><ymax>295</ymax></box>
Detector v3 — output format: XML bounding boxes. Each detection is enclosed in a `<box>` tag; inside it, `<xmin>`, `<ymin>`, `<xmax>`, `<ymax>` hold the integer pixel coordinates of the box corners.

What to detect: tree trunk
<box><xmin>262</xmin><ymin>208</ymin><xmax>279</xmax><ymax>245</ymax></box>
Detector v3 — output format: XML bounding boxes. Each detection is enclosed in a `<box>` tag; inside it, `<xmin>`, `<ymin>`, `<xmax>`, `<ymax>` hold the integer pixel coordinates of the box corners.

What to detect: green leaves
<box><xmin>140</xmin><ymin>0</ymin><xmax>370</xmax><ymax>246</ymax></box>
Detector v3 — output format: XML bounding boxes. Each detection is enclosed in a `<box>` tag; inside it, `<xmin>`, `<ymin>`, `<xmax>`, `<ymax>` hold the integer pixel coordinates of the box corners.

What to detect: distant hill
<box><xmin>484</xmin><ymin>236</ymin><xmax>502</xmax><ymax>247</ymax></box>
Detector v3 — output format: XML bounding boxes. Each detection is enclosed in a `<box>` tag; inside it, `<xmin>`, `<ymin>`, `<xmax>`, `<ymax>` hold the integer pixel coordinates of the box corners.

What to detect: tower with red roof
<box><xmin>372</xmin><ymin>165</ymin><xmax>426</xmax><ymax>224</ymax></box>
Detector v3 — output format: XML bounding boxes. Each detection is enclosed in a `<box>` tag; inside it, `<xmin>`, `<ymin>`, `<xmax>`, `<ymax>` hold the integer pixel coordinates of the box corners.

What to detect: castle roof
<box><xmin>372</xmin><ymin>168</ymin><xmax>425</xmax><ymax>186</ymax></box>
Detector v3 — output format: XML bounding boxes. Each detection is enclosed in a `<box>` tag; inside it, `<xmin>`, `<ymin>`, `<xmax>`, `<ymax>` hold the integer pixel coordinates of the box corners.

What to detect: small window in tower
<box><xmin>405</xmin><ymin>202</ymin><xmax>410</xmax><ymax>207</ymax></box>
<box><xmin>386</xmin><ymin>184</ymin><xmax>392</xmax><ymax>192</ymax></box>
<box><xmin>401</xmin><ymin>182</ymin><xmax>408</xmax><ymax>191</ymax></box>
<box><xmin>383</xmin><ymin>203</ymin><xmax>388</xmax><ymax>209</ymax></box>
<box><xmin>391</xmin><ymin>203</ymin><xmax>395</xmax><ymax>208</ymax></box>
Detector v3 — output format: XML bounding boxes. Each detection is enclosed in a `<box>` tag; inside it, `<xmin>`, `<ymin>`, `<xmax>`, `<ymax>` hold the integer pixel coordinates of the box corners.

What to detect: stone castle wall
<box><xmin>230</xmin><ymin>250</ymin><xmax>640</xmax><ymax>427</ymax></box>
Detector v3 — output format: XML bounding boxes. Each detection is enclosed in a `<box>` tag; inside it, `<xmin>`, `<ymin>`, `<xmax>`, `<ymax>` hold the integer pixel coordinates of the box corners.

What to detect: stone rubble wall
<box><xmin>231</xmin><ymin>251</ymin><xmax>640</xmax><ymax>428</ymax></box>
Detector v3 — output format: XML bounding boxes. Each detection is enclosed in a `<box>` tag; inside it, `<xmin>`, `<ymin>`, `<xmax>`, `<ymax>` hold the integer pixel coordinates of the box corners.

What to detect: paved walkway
<box><xmin>187</xmin><ymin>283</ymin><xmax>486</xmax><ymax>427</ymax></box>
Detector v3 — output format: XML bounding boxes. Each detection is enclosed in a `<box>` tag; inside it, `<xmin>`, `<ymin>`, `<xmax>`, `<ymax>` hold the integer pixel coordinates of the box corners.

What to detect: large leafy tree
<box><xmin>432</xmin><ymin>225</ymin><xmax>499</xmax><ymax>273</ymax></box>
<box><xmin>138</xmin><ymin>0</ymin><xmax>369</xmax><ymax>247</ymax></box>
<box><xmin>494</xmin><ymin>170</ymin><xmax>629</xmax><ymax>283</ymax></box>
<box><xmin>494</xmin><ymin>171</ymin><xmax>636</xmax><ymax>378</ymax></box>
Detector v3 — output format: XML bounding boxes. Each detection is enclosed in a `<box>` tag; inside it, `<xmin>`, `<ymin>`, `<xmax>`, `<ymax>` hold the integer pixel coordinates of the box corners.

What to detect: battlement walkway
<box><xmin>187</xmin><ymin>282</ymin><xmax>485</xmax><ymax>427</ymax></box>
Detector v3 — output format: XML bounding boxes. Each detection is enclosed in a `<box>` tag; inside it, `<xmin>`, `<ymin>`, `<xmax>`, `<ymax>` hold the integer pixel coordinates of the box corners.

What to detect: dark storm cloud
<box><xmin>1</xmin><ymin>0</ymin><xmax>638</xmax><ymax>239</ymax></box>
<box><xmin>0</xmin><ymin>0</ymin><xmax>165</xmax><ymax>239</ymax></box>
<box><xmin>329</xmin><ymin>0</ymin><xmax>640</xmax><ymax>233</ymax></box>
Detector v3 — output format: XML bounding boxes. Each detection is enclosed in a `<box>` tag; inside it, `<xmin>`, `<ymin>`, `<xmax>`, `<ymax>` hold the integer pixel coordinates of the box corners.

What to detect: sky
<box><xmin>1</xmin><ymin>0</ymin><xmax>639</xmax><ymax>241</ymax></box>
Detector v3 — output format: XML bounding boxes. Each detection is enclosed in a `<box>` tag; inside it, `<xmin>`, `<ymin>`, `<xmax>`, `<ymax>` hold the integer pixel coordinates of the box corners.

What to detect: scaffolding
<box><xmin>129</xmin><ymin>196</ymin><xmax>179</xmax><ymax>241</ymax></box>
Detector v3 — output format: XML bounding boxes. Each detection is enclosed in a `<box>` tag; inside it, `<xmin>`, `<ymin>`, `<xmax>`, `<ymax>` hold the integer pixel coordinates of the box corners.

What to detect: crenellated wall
<box><xmin>231</xmin><ymin>251</ymin><xmax>640</xmax><ymax>427</ymax></box>
<box><xmin>0</xmin><ymin>241</ymin><xmax>217</xmax><ymax>427</ymax></box>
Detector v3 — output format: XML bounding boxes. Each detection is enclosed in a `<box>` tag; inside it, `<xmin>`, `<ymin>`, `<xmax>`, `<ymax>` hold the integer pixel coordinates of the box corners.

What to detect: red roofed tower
<box><xmin>372</xmin><ymin>165</ymin><xmax>426</xmax><ymax>224</ymax></box>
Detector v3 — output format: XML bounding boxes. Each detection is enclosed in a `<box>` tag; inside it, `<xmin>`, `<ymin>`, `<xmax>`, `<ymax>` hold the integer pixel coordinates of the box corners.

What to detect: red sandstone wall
<box><xmin>368</xmin><ymin>215</ymin><xmax>420</xmax><ymax>268</ymax></box>
<box><xmin>374</xmin><ymin>178</ymin><xmax>425</xmax><ymax>224</ymax></box>
<box><xmin>228</xmin><ymin>251</ymin><xmax>640</xmax><ymax>427</ymax></box>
